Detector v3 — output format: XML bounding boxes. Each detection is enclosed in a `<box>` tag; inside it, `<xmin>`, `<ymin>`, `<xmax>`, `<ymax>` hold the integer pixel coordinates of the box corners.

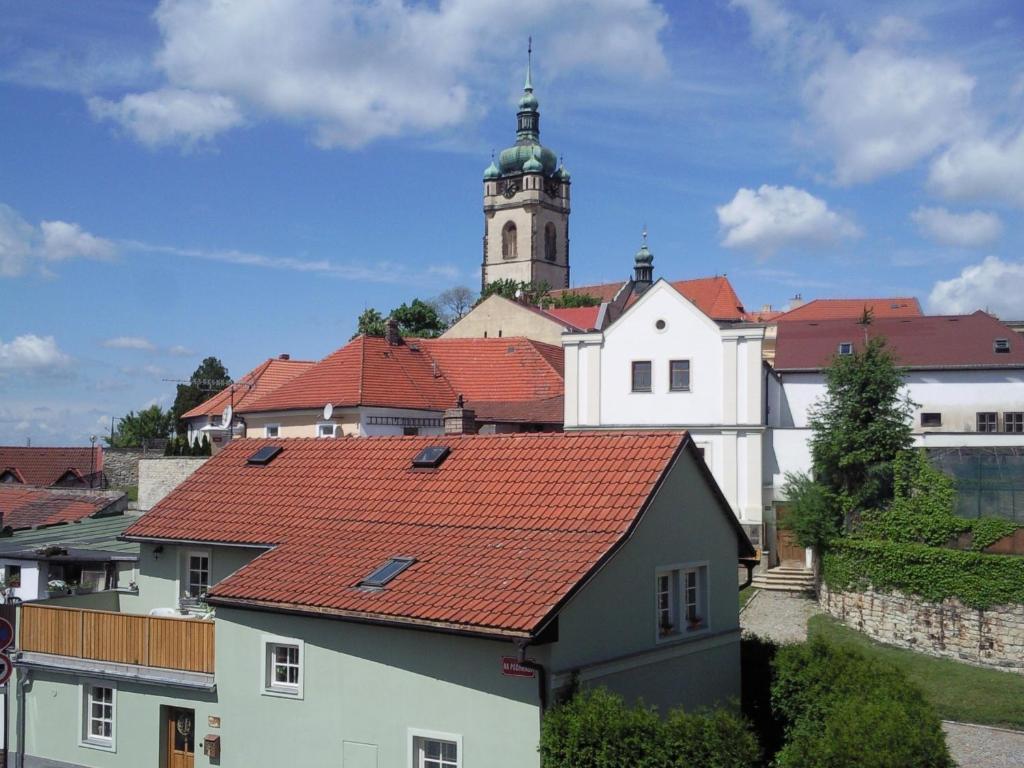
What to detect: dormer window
<box><xmin>837</xmin><ymin>342</ymin><xmax>853</xmax><ymax>356</ymax></box>
<box><xmin>994</xmin><ymin>338</ymin><xmax>1010</xmax><ymax>354</ymax></box>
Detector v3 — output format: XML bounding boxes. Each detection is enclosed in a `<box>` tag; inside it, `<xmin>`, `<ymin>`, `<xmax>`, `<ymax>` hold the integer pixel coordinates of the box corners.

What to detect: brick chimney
<box><xmin>385</xmin><ymin>317</ymin><xmax>402</xmax><ymax>346</ymax></box>
<box><xmin>444</xmin><ymin>394</ymin><xmax>477</xmax><ymax>435</ymax></box>
<box><xmin>278</xmin><ymin>353</ymin><xmax>290</xmax><ymax>360</ymax></box>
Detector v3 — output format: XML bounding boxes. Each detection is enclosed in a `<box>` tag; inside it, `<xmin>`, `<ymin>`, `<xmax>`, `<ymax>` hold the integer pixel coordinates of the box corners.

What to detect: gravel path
<box><xmin>739</xmin><ymin>590</ymin><xmax>820</xmax><ymax>643</ymax></box>
<box><xmin>944</xmin><ymin>722</ymin><xmax>1024</xmax><ymax>768</ymax></box>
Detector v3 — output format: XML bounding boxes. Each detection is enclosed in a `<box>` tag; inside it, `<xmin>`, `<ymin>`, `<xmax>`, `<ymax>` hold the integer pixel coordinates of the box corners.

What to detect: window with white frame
<box><xmin>412</xmin><ymin>735</ymin><xmax>460</xmax><ymax>768</ymax></box>
<box><xmin>631</xmin><ymin>361</ymin><xmax>652</xmax><ymax>393</ymax></box>
<box><xmin>977</xmin><ymin>412</ymin><xmax>998</xmax><ymax>433</ymax></box>
<box><xmin>265</xmin><ymin>424</ymin><xmax>280</xmax><ymax>438</ymax></box>
<box><xmin>317</xmin><ymin>422</ymin><xmax>337</xmax><ymax>438</ymax></box>
<box><xmin>263</xmin><ymin>637</ymin><xmax>304</xmax><ymax>697</ymax></box>
<box><xmin>837</xmin><ymin>342</ymin><xmax>853</xmax><ymax>356</ymax></box>
<box><xmin>186</xmin><ymin>552</ymin><xmax>210</xmax><ymax>598</ymax></box>
<box><xmin>81</xmin><ymin>684</ymin><xmax>115</xmax><ymax>749</ymax></box>
<box><xmin>655</xmin><ymin>564</ymin><xmax>708</xmax><ymax>640</ymax></box>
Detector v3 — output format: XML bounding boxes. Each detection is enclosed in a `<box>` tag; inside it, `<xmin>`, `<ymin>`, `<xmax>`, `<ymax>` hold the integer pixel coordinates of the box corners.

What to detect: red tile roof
<box><xmin>773</xmin><ymin>311</ymin><xmax>1024</xmax><ymax>371</ymax></box>
<box><xmin>775</xmin><ymin>297</ymin><xmax>921</xmax><ymax>323</ymax></box>
<box><xmin>541</xmin><ymin>306</ymin><xmax>601</xmax><ymax>331</ymax></box>
<box><xmin>0</xmin><ymin>447</ymin><xmax>102</xmax><ymax>487</ymax></box>
<box><xmin>471</xmin><ymin>396</ymin><xmax>564</xmax><ymax>424</ymax></box>
<box><xmin>239</xmin><ymin>336</ymin><xmax>564</xmax><ymax>418</ymax></box>
<box><xmin>0</xmin><ymin>487</ymin><xmax>122</xmax><ymax>530</ymax></box>
<box><xmin>182</xmin><ymin>357</ymin><xmax>316</xmax><ymax>419</ymax></box>
<box><xmin>124</xmin><ymin>431</ymin><xmax>740</xmax><ymax>636</ymax></box>
<box><xmin>550</xmin><ymin>276</ymin><xmax>747</xmax><ymax>321</ymax></box>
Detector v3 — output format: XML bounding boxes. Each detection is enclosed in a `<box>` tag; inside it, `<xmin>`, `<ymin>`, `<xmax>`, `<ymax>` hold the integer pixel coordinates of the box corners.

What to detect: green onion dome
<box><xmin>483</xmin><ymin>160</ymin><xmax>500</xmax><ymax>180</ymax></box>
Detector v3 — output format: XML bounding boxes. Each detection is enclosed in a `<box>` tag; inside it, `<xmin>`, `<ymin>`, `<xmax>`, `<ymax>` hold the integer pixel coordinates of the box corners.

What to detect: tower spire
<box><xmin>525</xmin><ymin>36</ymin><xmax>533</xmax><ymax>92</ymax></box>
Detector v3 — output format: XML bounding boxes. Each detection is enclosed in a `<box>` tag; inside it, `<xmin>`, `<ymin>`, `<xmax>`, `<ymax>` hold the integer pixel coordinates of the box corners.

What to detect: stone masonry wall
<box><xmin>138</xmin><ymin>457</ymin><xmax>208</xmax><ymax>511</ymax></box>
<box><xmin>820</xmin><ymin>585</ymin><xmax>1024</xmax><ymax>673</ymax></box>
<box><xmin>104</xmin><ymin>446</ymin><xmax>165</xmax><ymax>488</ymax></box>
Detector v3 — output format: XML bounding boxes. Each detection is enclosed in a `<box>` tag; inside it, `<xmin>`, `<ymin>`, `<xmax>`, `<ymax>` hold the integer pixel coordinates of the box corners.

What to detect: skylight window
<box><xmin>247</xmin><ymin>445</ymin><xmax>283</xmax><ymax>466</ymax></box>
<box><xmin>412</xmin><ymin>445</ymin><xmax>450</xmax><ymax>469</ymax></box>
<box><xmin>994</xmin><ymin>338</ymin><xmax>1010</xmax><ymax>354</ymax></box>
<box><xmin>837</xmin><ymin>342</ymin><xmax>853</xmax><ymax>356</ymax></box>
<box><xmin>359</xmin><ymin>557</ymin><xmax>415</xmax><ymax>588</ymax></box>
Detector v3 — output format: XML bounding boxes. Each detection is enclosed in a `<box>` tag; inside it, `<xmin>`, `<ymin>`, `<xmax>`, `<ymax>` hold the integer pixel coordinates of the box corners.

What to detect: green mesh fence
<box><xmin>927</xmin><ymin>447</ymin><xmax>1024</xmax><ymax>523</ymax></box>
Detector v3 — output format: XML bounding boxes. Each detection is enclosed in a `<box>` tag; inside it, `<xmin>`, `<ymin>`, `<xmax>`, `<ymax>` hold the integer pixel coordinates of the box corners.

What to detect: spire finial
<box><xmin>642</xmin><ymin>224</ymin><xmax>648</xmax><ymax>245</ymax></box>
<box><xmin>525</xmin><ymin>36</ymin><xmax>533</xmax><ymax>91</ymax></box>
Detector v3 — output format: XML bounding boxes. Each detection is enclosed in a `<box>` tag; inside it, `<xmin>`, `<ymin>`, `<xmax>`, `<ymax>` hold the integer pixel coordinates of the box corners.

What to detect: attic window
<box><xmin>994</xmin><ymin>338</ymin><xmax>1010</xmax><ymax>354</ymax></box>
<box><xmin>412</xmin><ymin>445</ymin><xmax>450</xmax><ymax>469</ymax></box>
<box><xmin>837</xmin><ymin>342</ymin><xmax>854</xmax><ymax>356</ymax></box>
<box><xmin>359</xmin><ymin>557</ymin><xmax>415</xmax><ymax>588</ymax></box>
<box><xmin>247</xmin><ymin>445</ymin><xmax>283</xmax><ymax>465</ymax></box>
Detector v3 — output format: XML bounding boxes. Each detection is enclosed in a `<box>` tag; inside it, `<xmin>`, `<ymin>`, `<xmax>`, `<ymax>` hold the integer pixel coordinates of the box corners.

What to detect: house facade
<box><xmin>10</xmin><ymin>431</ymin><xmax>753</xmax><ymax>768</ymax></box>
<box><xmin>563</xmin><ymin>277</ymin><xmax>766</xmax><ymax>550</ymax></box>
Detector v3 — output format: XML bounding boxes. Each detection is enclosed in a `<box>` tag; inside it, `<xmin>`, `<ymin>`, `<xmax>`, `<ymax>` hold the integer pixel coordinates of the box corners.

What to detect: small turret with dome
<box><xmin>634</xmin><ymin>227</ymin><xmax>654</xmax><ymax>289</ymax></box>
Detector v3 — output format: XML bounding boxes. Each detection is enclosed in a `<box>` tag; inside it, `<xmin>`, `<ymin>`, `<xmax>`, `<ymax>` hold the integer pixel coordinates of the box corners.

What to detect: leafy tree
<box><xmin>807</xmin><ymin>336</ymin><xmax>915</xmax><ymax>526</ymax></box>
<box><xmin>434</xmin><ymin>286</ymin><xmax>476</xmax><ymax>325</ymax></box>
<box><xmin>781</xmin><ymin>472</ymin><xmax>843</xmax><ymax>554</ymax></box>
<box><xmin>106</xmin><ymin>405</ymin><xmax>174</xmax><ymax>449</ymax></box>
<box><xmin>172</xmin><ymin>357</ymin><xmax>231</xmax><ymax>432</ymax></box>
<box><xmin>200</xmin><ymin>434</ymin><xmax>211</xmax><ymax>456</ymax></box>
<box><xmin>391</xmin><ymin>298</ymin><xmax>446</xmax><ymax>338</ymax></box>
<box><xmin>479</xmin><ymin>278</ymin><xmax>551</xmax><ymax>305</ymax></box>
<box><xmin>547</xmin><ymin>292</ymin><xmax>600</xmax><ymax>308</ymax></box>
<box><xmin>354</xmin><ymin>307</ymin><xmax>386</xmax><ymax>338</ymax></box>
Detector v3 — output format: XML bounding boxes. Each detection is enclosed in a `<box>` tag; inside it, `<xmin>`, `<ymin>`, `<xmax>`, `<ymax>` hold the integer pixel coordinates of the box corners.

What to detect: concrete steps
<box><xmin>751</xmin><ymin>566</ymin><xmax>815</xmax><ymax>594</ymax></box>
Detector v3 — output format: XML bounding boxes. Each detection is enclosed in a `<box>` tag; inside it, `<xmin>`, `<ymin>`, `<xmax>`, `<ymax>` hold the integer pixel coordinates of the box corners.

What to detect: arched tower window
<box><xmin>502</xmin><ymin>221</ymin><xmax>518</xmax><ymax>260</ymax></box>
<box><xmin>544</xmin><ymin>222</ymin><xmax>557</xmax><ymax>262</ymax></box>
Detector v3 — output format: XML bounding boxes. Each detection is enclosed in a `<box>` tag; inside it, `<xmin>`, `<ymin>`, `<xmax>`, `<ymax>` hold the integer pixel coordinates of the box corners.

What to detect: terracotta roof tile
<box><xmin>775</xmin><ymin>297</ymin><xmax>921</xmax><ymax>322</ymax></box>
<box><xmin>0</xmin><ymin>486</ymin><xmax>121</xmax><ymax>530</ymax></box>
<box><xmin>124</xmin><ymin>432</ymin><xmax>688</xmax><ymax>634</ymax></box>
<box><xmin>774</xmin><ymin>311</ymin><xmax>1024</xmax><ymax>370</ymax></box>
<box><xmin>541</xmin><ymin>306</ymin><xmax>601</xmax><ymax>331</ymax></box>
<box><xmin>551</xmin><ymin>276</ymin><xmax>747</xmax><ymax>321</ymax></box>
<box><xmin>182</xmin><ymin>357</ymin><xmax>316</xmax><ymax>419</ymax></box>
<box><xmin>0</xmin><ymin>447</ymin><xmax>102</xmax><ymax>487</ymax></box>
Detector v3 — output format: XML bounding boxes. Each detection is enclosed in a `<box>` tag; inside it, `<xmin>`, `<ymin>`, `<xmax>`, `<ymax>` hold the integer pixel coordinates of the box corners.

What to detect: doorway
<box><xmin>165</xmin><ymin>707</ymin><xmax>195</xmax><ymax>768</ymax></box>
<box><xmin>774</xmin><ymin>505</ymin><xmax>806</xmax><ymax>567</ymax></box>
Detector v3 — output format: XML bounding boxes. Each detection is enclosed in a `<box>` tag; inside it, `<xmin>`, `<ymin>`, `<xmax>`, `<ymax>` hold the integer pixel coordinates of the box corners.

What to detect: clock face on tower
<box><xmin>502</xmin><ymin>181</ymin><xmax>519</xmax><ymax>199</ymax></box>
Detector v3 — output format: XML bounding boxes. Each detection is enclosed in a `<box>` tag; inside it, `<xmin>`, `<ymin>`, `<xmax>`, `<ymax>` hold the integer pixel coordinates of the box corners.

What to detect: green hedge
<box><xmin>539</xmin><ymin>688</ymin><xmax>759</xmax><ymax>768</ymax></box>
<box><xmin>772</xmin><ymin>638</ymin><xmax>952</xmax><ymax>768</ymax></box>
<box><xmin>823</xmin><ymin>539</ymin><xmax>1024</xmax><ymax>609</ymax></box>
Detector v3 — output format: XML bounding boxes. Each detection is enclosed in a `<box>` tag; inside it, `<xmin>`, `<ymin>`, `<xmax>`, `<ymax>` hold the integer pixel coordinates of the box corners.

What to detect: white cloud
<box><xmin>929</xmin><ymin>256</ymin><xmax>1024</xmax><ymax>318</ymax></box>
<box><xmin>928</xmin><ymin>129</ymin><xmax>1024</xmax><ymax>208</ymax></box>
<box><xmin>88</xmin><ymin>88</ymin><xmax>244</xmax><ymax>148</ymax></box>
<box><xmin>103</xmin><ymin>336</ymin><xmax>157</xmax><ymax>351</ymax></box>
<box><xmin>0</xmin><ymin>203</ymin><xmax>117</xmax><ymax>277</ymax></box>
<box><xmin>40</xmin><ymin>220</ymin><xmax>117</xmax><ymax>261</ymax></box>
<box><xmin>804</xmin><ymin>48</ymin><xmax>974</xmax><ymax>185</ymax></box>
<box><xmin>168</xmin><ymin>344</ymin><xmax>194</xmax><ymax>357</ymax></box>
<box><xmin>911</xmin><ymin>206</ymin><xmax>1003</xmax><ymax>248</ymax></box>
<box><xmin>0</xmin><ymin>334</ymin><xmax>72</xmax><ymax>374</ymax></box>
<box><xmin>716</xmin><ymin>184</ymin><xmax>861</xmax><ymax>254</ymax></box>
<box><xmin>89</xmin><ymin>0</ymin><xmax>668</xmax><ymax>149</ymax></box>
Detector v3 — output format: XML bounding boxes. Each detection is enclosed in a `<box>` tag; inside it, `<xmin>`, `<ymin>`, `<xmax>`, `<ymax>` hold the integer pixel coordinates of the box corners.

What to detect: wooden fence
<box><xmin>19</xmin><ymin>603</ymin><xmax>214</xmax><ymax>674</ymax></box>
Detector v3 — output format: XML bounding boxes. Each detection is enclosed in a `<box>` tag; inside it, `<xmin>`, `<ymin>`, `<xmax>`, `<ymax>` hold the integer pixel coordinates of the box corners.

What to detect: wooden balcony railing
<box><xmin>19</xmin><ymin>603</ymin><xmax>214</xmax><ymax>674</ymax></box>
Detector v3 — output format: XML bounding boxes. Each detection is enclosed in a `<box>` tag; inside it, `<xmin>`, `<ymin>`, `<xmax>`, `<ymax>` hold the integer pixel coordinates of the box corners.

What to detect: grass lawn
<box><xmin>808</xmin><ymin>614</ymin><xmax>1024</xmax><ymax>730</ymax></box>
<box><xmin>739</xmin><ymin>586</ymin><xmax>757</xmax><ymax>611</ymax></box>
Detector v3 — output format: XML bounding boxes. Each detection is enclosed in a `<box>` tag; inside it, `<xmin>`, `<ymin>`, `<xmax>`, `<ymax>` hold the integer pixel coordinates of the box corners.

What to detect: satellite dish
<box><xmin>323</xmin><ymin>403</ymin><xmax>334</xmax><ymax>420</ymax></box>
<box><xmin>222</xmin><ymin>405</ymin><xmax>233</xmax><ymax>426</ymax></box>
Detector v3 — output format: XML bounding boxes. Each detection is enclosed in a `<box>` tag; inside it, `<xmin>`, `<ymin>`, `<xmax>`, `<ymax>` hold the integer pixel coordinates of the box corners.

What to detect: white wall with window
<box><xmin>563</xmin><ymin>280</ymin><xmax>766</xmax><ymax>523</ymax></box>
<box><xmin>265</xmin><ymin>423</ymin><xmax>280</xmax><ymax>438</ymax></box>
<box><xmin>79</xmin><ymin>683</ymin><xmax>115</xmax><ymax>751</ymax></box>
<box><xmin>409</xmin><ymin>730</ymin><xmax>461</xmax><ymax>768</ymax></box>
<box><xmin>655</xmin><ymin>563</ymin><xmax>708</xmax><ymax>641</ymax></box>
<box><xmin>182</xmin><ymin>549</ymin><xmax>211</xmax><ymax>601</ymax></box>
<box><xmin>262</xmin><ymin>635</ymin><xmax>304</xmax><ymax>698</ymax></box>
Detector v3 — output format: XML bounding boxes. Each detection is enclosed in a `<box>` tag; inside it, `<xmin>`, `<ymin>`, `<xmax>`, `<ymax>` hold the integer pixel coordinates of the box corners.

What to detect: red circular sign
<box><xmin>0</xmin><ymin>618</ymin><xmax>12</xmax><ymax>652</ymax></box>
<box><xmin>0</xmin><ymin>654</ymin><xmax>11</xmax><ymax>686</ymax></box>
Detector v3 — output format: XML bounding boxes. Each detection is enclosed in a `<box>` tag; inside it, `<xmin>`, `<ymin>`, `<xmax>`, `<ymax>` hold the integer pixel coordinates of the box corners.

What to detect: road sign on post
<box><xmin>0</xmin><ymin>617</ymin><xmax>13</xmax><ymax>652</ymax></box>
<box><xmin>0</xmin><ymin>654</ymin><xmax>11</xmax><ymax>686</ymax></box>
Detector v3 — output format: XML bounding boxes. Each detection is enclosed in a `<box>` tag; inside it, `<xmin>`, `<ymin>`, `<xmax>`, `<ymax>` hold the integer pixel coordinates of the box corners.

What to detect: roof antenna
<box><xmin>525</xmin><ymin>36</ymin><xmax>533</xmax><ymax>91</ymax></box>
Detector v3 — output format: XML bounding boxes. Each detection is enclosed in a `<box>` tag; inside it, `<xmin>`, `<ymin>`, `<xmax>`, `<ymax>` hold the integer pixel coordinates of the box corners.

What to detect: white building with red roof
<box><xmin>10</xmin><ymin>431</ymin><xmax>755</xmax><ymax>768</ymax></box>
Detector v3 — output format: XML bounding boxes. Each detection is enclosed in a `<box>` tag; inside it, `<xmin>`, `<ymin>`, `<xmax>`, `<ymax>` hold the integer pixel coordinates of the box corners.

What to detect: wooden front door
<box><xmin>775</xmin><ymin>506</ymin><xmax>806</xmax><ymax>566</ymax></box>
<box><xmin>166</xmin><ymin>708</ymin><xmax>195</xmax><ymax>768</ymax></box>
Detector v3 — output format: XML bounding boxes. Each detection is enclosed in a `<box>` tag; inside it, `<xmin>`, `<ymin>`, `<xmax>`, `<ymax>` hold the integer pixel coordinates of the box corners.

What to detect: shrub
<box><xmin>740</xmin><ymin>635</ymin><xmax>784</xmax><ymax>761</ymax></box>
<box><xmin>772</xmin><ymin>638</ymin><xmax>952</xmax><ymax>768</ymax></box>
<box><xmin>539</xmin><ymin>688</ymin><xmax>758</xmax><ymax>768</ymax></box>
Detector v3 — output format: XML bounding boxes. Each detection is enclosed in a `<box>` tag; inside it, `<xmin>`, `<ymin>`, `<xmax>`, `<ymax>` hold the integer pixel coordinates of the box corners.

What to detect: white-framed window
<box><xmin>409</xmin><ymin>730</ymin><xmax>461</xmax><ymax>768</ymax></box>
<box><xmin>80</xmin><ymin>682</ymin><xmax>116</xmax><ymax>751</ymax></box>
<box><xmin>265</xmin><ymin>423</ymin><xmax>280</xmax><ymax>438</ymax></box>
<box><xmin>837</xmin><ymin>342</ymin><xmax>853</xmax><ymax>355</ymax></box>
<box><xmin>317</xmin><ymin>422</ymin><xmax>337</xmax><ymax>438</ymax></box>
<box><xmin>669</xmin><ymin>359</ymin><xmax>691</xmax><ymax>392</ymax></box>
<box><xmin>186</xmin><ymin>550</ymin><xmax>210</xmax><ymax>598</ymax></box>
<box><xmin>631</xmin><ymin>361</ymin><xmax>652</xmax><ymax>393</ymax></box>
<box><xmin>654</xmin><ymin>563</ymin><xmax>708</xmax><ymax>642</ymax></box>
<box><xmin>262</xmin><ymin>635</ymin><xmax>304</xmax><ymax>698</ymax></box>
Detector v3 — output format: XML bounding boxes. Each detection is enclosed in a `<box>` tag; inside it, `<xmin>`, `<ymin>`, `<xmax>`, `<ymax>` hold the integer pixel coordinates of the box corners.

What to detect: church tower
<box><xmin>482</xmin><ymin>44</ymin><xmax>571</xmax><ymax>291</ymax></box>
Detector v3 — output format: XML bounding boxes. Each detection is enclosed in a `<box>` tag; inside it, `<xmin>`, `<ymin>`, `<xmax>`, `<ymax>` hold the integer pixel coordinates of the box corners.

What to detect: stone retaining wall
<box><xmin>138</xmin><ymin>457</ymin><xmax>207</xmax><ymax>511</ymax></box>
<box><xmin>820</xmin><ymin>585</ymin><xmax>1024</xmax><ymax>673</ymax></box>
<box><xmin>104</xmin><ymin>446</ymin><xmax>164</xmax><ymax>487</ymax></box>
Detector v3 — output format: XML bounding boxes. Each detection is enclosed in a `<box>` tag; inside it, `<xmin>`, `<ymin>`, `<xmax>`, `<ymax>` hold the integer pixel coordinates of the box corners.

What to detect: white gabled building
<box><xmin>563</xmin><ymin>266</ymin><xmax>766</xmax><ymax>548</ymax></box>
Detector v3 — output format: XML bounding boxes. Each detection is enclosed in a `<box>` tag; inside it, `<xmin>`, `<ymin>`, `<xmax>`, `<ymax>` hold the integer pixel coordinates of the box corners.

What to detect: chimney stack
<box><xmin>385</xmin><ymin>317</ymin><xmax>402</xmax><ymax>346</ymax></box>
<box><xmin>278</xmin><ymin>353</ymin><xmax>290</xmax><ymax>360</ymax></box>
<box><xmin>444</xmin><ymin>394</ymin><xmax>477</xmax><ymax>435</ymax></box>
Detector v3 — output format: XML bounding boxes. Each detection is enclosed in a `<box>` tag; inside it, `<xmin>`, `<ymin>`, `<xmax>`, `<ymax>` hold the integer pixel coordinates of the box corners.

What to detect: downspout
<box><xmin>16</xmin><ymin>668</ymin><xmax>31</xmax><ymax>768</ymax></box>
<box><xmin>515</xmin><ymin>640</ymin><xmax>547</xmax><ymax>712</ymax></box>
<box><xmin>739</xmin><ymin>558</ymin><xmax>758</xmax><ymax>591</ymax></box>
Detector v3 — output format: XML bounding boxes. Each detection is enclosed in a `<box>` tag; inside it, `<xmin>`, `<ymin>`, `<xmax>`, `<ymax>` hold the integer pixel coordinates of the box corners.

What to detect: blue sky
<box><xmin>1</xmin><ymin>0</ymin><xmax>1022</xmax><ymax>445</ymax></box>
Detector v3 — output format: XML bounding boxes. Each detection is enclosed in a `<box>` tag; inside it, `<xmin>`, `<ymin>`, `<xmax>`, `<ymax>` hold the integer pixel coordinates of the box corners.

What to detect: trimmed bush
<box><xmin>539</xmin><ymin>688</ymin><xmax>758</xmax><ymax>768</ymax></box>
<box><xmin>772</xmin><ymin>638</ymin><xmax>952</xmax><ymax>768</ymax></box>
